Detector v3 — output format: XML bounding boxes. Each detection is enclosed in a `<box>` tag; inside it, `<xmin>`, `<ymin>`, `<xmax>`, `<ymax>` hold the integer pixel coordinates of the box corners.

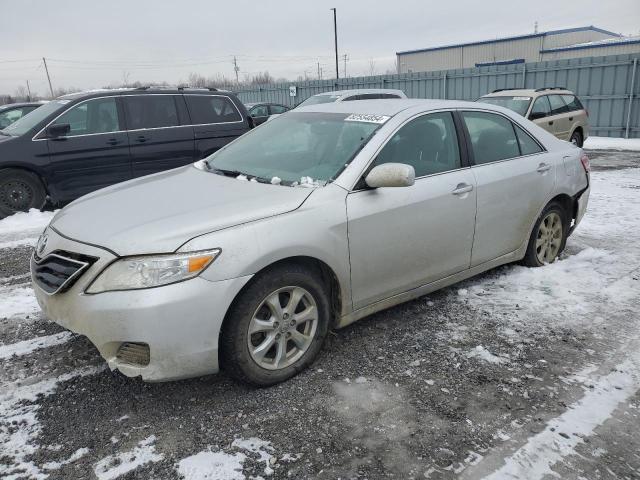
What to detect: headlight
<box><xmin>86</xmin><ymin>249</ymin><xmax>221</xmax><ymax>294</ymax></box>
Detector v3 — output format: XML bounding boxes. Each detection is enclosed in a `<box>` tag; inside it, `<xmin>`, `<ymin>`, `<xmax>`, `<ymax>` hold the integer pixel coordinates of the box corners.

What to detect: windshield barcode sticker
<box><xmin>345</xmin><ymin>114</ymin><xmax>390</xmax><ymax>124</ymax></box>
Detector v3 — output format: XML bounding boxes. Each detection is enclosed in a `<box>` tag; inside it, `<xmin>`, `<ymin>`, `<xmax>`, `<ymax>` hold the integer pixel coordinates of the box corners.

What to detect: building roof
<box><xmin>396</xmin><ymin>26</ymin><xmax>621</xmax><ymax>56</ymax></box>
<box><xmin>540</xmin><ymin>35</ymin><xmax>640</xmax><ymax>53</ymax></box>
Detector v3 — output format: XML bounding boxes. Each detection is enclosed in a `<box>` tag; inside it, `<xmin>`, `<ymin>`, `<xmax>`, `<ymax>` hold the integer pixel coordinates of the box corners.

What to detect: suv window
<box><xmin>124</xmin><ymin>95</ymin><xmax>179</xmax><ymax>130</ymax></box>
<box><xmin>530</xmin><ymin>96</ymin><xmax>551</xmax><ymax>119</ymax></box>
<box><xmin>462</xmin><ymin>111</ymin><xmax>520</xmax><ymax>164</ymax></box>
<box><xmin>54</xmin><ymin>98</ymin><xmax>120</xmax><ymax>136</ymax></box>
<box><xmin>270</xmin><ymin>105</ymin><xmax>287</xmax><ymax>114</ymax></box>
<box><xmin>185</xmin><ymin>95</ymin><xmax>242</xmax><ymax>124</ymax></box>
<box><xmin>373</xmin><ymin>112</ymin><xmax>460</xmax><ymax>177</ymax></box>
<box><xmin>561</xmin><ymin>95</ymin><xmax>584</xmax><ymax>112</ymax></box>
<box><xmin>379</xmin><ymin>94</ymin><xmax>401</xmax><ymax>99</ymax></box>
<box><xmin>514</xmin><ymin>124</ymin><xmax>543</xmax><ymax>155</ymax></box>
<box><xmin>548</xmin><ymin>95</ymin><xmax>569</xmax><ymax>116</ymax></box>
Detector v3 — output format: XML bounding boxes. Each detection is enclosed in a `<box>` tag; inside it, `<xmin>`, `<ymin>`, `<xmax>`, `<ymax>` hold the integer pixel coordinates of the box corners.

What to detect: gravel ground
<box><xmin>1</xmin><ymin>149</ymin><xmax>639</xmax><ymax>480</ymax></box>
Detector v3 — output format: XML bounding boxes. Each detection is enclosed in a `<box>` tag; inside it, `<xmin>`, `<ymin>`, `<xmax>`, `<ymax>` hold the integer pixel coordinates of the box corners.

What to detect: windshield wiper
<box><xmin>0</xmin><ymin>130</ymin><xmax>10</xmax><ymax>136</ymax></box>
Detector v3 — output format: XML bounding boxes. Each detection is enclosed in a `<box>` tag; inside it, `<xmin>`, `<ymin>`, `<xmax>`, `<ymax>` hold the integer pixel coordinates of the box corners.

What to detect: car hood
<box><xmin>51</xmin><ymin>165</ymin><xmax>314</xmax><ymax>256</ymax></box>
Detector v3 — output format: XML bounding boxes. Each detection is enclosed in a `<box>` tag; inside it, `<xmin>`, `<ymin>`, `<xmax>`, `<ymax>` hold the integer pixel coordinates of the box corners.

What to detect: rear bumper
<box><xmin>31</xmin><ymin>228</ymin><xmax>252</xmax><ymax>382</ymax></box>
<box><xmin>572</xmin><ymin>179</ymin><xmax>590</xmax><ymax>233</ymax></box>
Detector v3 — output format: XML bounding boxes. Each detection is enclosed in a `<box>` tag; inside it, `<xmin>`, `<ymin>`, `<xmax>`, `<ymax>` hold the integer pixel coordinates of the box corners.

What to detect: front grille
<box><xmin>32</xmin><ymin>250</ymin><xmax>96</xmax><ymax>295</ymax></box>
<box><xmin>116</xmin><ymin>342</ymin><xmax>150</xmax><ymax>367</ymax></box>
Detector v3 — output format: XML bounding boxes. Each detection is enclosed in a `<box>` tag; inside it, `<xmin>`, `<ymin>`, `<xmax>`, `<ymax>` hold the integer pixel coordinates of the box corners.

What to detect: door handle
<box><xmin>136</xmin><ymin>135</ymin><xmax>149</xmax><ymax>143</ymax></box>
<box><xmin>569</xmin><ymin>117</ymin><xmax>573</xmax><ymax>121</ymax></box>
<box><xmin>537</xmin><ymin>163</ymin><xmax>551</xmax><ymax>173</ymax></box>
<box><xmin>452</xmin><ymin>183</ymin><xmax>473</xmax><ymax>195</ymax></box>
<box><xmin>548</xmin><ymin>121</ymin><xmax>554</xmax><ymax>126</ymax></box>
<box><xmin>106</xmin><ymin>138</ymin><xmax>120</xmax><ymax>146</ymax></box>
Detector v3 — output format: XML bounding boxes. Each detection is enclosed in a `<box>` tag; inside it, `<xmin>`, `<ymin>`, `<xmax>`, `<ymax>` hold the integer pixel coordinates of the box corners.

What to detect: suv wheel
<box><xmin>220</xmin><ymin>263</ymin><xmax>330</xmax><ymax>386</ymax></box>
<box><xmin>0</xmin><ymin>169</ymin><xmax>46</xmax><ymax>219</ymax></box>
<box><xmin>522</xmin><ymin>202</ymin><xmax>568</xmax><ymax>267</ymax></box>
<box><xmin>570</xmin><ymin>130</ymin><xmax>583</xmax><ymax>147</ymax></box>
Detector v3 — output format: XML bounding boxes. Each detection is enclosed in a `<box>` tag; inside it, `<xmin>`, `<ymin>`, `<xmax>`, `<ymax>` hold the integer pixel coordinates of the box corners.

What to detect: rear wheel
<box><xmin>522</xmin><ymin>203</ymin><xmax>568</xmax><ymax>267</ymax></box>
<box><xmin>220</xmin><ymin>263</ymin><xmax>330</xmax><ymax>386</ymax></box>
<box><xmin>0</xmin><ymin>169</ymin><xmax>46</xmax><ymax>219</ymax></box>
<box><xmin>570</xmin><ymin>130</ymin><xmax>583</xmax><ymax>147</ymax></box>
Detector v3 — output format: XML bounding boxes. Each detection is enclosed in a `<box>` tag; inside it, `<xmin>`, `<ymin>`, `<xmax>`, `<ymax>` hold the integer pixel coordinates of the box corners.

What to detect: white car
<box><xmin>296</xmin><ymin>89</ymin><xmax>407</xmax><ymax>108</ymax></box>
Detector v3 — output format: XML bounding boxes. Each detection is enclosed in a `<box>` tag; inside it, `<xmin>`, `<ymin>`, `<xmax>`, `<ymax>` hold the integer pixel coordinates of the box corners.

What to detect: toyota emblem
<box><xmin>37</xmin><ymin>233</ymin><xmax>48</xmax><ymax>256</ymax></box>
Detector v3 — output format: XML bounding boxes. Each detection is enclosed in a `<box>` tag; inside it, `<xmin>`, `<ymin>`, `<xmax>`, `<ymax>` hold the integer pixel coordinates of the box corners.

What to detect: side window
<box><xmin>548</xmin><ymin>95</ymin><xmax>569</xmax><ymax>116</ymax></box>
<box><xmin>269</xmin><ymin>105</ymin><xmax>287</xmax><ymax>114</ymax></box>
<box><xmin>0</xmin><ymin>109</ymin><xmax>24</xmax><ymax>128</ymax></box>
<box><xmin>54</xmin><ymin>98</ymin><xmax>120</xmax><ymax>135</ymax></box>
<box><xmin>379</xmin><ymin>94</ymin><xmax>401</xmax><ymax>99</ymax></box>
<box><xmin>185</xmin><ymin>96</ymin><xmax>242</xmax><ymax>124</ymax></box>
<box><xmin>123</xmin><ymin>95</ymin><xmax>179</xmax><ymax>130</ymax></box>
<box><xmin>530</xmin><ymin>96</ymin><xmax>551</xmax><ymax>119</ymax></box>
<box><xmin>250</xmin><ymin>105</ymin><xmax>269</xmax><ymax>117</ymax></box>
<box><xmin>561</xmin><ymin>95</ymin><xmax>583</xmax><ymax>112</ymax></box>
<box><xmin>514</xmin><ymin>124</ymin><xmax>543</xmax><ymax>155</ymax></box>
<box><xmin>373</xmin><ymin>112</ymin><xmax>461</xmax><ymax>177</ymax></box>
<box><xmin>462</xmin><ymin>111</ymin><xmax>520</xmax><ymax>165</ymax></box>
<box><xmin>342</xmin><ymin>95</ymin><xmax>362</xmax><ymax>101</ymax></box>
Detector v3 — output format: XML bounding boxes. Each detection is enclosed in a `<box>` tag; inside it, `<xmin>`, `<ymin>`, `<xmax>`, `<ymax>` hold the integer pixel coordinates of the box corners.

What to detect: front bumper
<box><xmin>31</xmin><ymin>228</ymin><xmax>252</xmax><ymax>382</ymax></box>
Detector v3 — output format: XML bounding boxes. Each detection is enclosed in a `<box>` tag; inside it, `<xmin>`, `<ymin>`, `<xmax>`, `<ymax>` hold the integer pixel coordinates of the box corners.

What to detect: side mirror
<box><xmin>47</xmin><ymin>123</ymin><xmax>70</xmax><ymax>138</ymax></box>
<box><xmin>365</xmin><ymin>163</ymin><xmax>415</xmax><ymax>188</ymax></box>
<box><xmin>529</xmin><ymin>112</ymin><xmax>546</xmax><ymax>121</ymax></box>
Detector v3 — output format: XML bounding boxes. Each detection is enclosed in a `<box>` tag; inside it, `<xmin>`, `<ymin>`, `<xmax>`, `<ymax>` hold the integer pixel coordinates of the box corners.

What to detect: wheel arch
<box><xmin>0</xmin><ymin>165</ymin><xmax>50</xmax><ymax>196</ymax></box>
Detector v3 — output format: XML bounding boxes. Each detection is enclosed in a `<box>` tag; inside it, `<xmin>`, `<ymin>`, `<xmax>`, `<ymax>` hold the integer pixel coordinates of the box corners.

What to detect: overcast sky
<box><xmin>1</xmin><ymin>0</ymin><xmax>638</xmax><ymax>96</ymax></box>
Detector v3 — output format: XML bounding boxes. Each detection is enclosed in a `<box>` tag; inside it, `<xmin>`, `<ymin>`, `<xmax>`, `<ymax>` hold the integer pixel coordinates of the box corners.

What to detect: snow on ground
<box><xmin>93</xmin><ymin>435</ymin><xmax>164</xmax><ymax>480</ymax></box>
<box><xmin>0</xmin><ymin>209</ymin><xmax>55</xmax><ymax>250</ymax></box>
<box><xmin>0</xmin><ymin>284</ymin><xmax>40</xmax><ymax>319</ymax></box>
<box><xmin>466</xmin><ymin>345</ymin><xmax>507</xmax><ymax>364</ymax></box>
<box><xmin>0</xmin><ymin>332</ymin><xmax>73</xmax><ymax>360</ymax></box>
<box><xmin>584</xmin><ymin>136</ymin><xmax>640</xmax><ymax>151</ymax></box>
<box><xmin>177</xmin><ymin>450</ymin><xmax>246</xmax><ymax>480</ymax></box>
<box><xmin>0</xmin><ymin>366</ymin><xmax>104</xmax><ymax>480</ymax></box>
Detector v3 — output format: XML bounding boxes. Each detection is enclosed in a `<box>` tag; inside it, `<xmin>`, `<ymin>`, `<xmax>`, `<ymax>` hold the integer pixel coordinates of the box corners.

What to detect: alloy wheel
<box><xmin>535</xmin><ymin>212</ymin><xmax>563</xmax><ymax>264</ymax></box>
<box><xmin>247</xmin><ymin>286</ymin><xmax>319</xmax><ymax>370</ymax></box>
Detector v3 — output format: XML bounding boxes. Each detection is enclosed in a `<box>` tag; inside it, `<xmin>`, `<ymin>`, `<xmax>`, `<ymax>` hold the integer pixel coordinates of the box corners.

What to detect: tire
<box><xmin>522</xmin><ymin>202</ymin><xmax>568</xmax><ymax>267</ymax></box>
<box><xmin>0</xmin><ymin>169</ymin><xmax>46</xmax><ymax>219</ymax></box>
<box><xmin>570</xmin><ymin>130</ymin><xmax>583</xmax><ymax>147</ymax></box>
<box><xmin>220</xmin><ymin>263</ymin><xmax>330</xmax><ymax>386</ymax></box>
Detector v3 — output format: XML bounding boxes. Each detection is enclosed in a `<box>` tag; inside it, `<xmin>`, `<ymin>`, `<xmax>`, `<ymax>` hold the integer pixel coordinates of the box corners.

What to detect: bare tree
<box><xmin>368</xmin><ymin>59</ymin><xmax>377</xmax><ymax>77</ymax></box>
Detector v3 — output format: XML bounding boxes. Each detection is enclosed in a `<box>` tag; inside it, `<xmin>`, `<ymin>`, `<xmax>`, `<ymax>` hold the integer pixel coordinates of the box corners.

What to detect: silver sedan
<box><xmin>31</xmin><ymin>99</ymin><xmax>590</xmax><ymax>385</ymax></box>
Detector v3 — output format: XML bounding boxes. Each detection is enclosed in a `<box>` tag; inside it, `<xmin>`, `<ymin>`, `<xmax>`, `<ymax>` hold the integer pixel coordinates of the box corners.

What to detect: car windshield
<box><xmin>297</xmin><ymin>95</ymin><xmax>340</xmax><ymax>108</ymax></box>
<box><xmin>1</xmin><ymin>100</ymin><xmax>68</xmax><ymax>136</ymax></box>
<box><xmin>477</xmin><ymin>96</ymin><xmax>532</xmax><ymax>116</ymax></box>
<box><xmin>205</xmin><ymin>112</ymin><xmax>383</xmax><ymax>186</ymax></box>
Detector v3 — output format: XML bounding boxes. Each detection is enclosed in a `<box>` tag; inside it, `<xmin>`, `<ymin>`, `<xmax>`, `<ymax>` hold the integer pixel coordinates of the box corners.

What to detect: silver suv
<box><xmin>32</xmin><ymin>99</ymin><xmax>590</xmax><ymax>386</ymax></box>
<box><xmin>297</xmin><ymin>89</ymin><xmax>407</xmax><ymax>108</ymax></box>
<box><xmin>478</xmin><ymin>88</ymin><xmax>589</xmax><ymax>147</ymax></box>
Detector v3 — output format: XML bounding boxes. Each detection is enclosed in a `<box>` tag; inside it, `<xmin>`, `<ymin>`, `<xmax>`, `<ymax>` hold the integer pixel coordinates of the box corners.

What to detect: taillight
<box><xmin>585</xmin><ymin>109</ymin><xmax>589</xmax><ymax>118</ymax></box>
<box><xmin>580</xmin><ymin>153</ymin><xmax>590</xmax><ymax>172</ymax></box>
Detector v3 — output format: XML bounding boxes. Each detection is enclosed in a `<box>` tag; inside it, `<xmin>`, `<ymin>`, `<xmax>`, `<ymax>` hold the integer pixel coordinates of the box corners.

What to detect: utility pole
<box><xmin>342</xmin><ymin>54</ymin><xmax>348</xmax><ymax>78</ymax></box>
<box><xmin>26</xmin><ymin>80</ymin><xmax>32</xmax><ymax>101</ymax></box>
<box><xmin>42</xmin><ymin>57</ymin><xmax>54</xmax><ymax>98</ymax></box>
<box><xmin>330</xmin><ymin>8</ymin><xmax>339</xmax><ymax>79</ymax></box>
<box><xmin>233</xmin><ymin>56</ymin><xmax>240</xmax><ymax>84</ymax></box>
<box><xmin>317</xmin><ymin>62</ymin><xmax>321</xmax><ymax>80</ymax></box>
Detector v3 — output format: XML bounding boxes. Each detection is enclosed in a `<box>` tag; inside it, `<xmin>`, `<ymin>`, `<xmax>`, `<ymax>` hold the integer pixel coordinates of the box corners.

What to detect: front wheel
<box><xmin>522</xmin><ymin>203</ymin><xmax>568</xmax><ymax>267</ymax></box>
<box><xmin>220</xmin><ymin>263</ymin><xmax>330</xmax><ymax>386</ymax></box>
<box><xmin>0</xmin><ymin>169</ymin><xmax>46</xmax><ymax>219</ymax></box>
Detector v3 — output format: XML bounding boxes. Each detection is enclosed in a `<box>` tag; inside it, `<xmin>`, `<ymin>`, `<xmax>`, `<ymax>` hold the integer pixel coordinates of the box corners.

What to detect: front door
<box><xmin>45</xmin><ymin>97</ymin><xmax>131</xmax><ymax>202</ymax></box>
<box><xmin>460</xmin><ymin>110</ymin><xmax>556</xmax><ymax>266</ymax></box>
<box><xmin>123</xmin><ymin>95</ymin><xmax>195</xmax><ymax>178</ymax></box>
<box><xmin>249</xmin><ymin>105</ymin><xmax>270</xmax><ymax>126</ymax></box>
<box><xmin>347</xmin><ymin>111</ymin><xmax>477</xmax><ymax>310</ymax></box>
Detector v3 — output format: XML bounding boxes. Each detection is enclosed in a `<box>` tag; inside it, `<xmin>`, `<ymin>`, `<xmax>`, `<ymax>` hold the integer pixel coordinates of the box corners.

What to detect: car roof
<box><xmin>0</xmin><ymin>101</ymin><xmax>45</xmax><ymax>110</ymax></box>
<box><xmin>57</xmin><ymin>87</ymin><xmax>237</xmax><ymax>101</ymax></box>
<box><xmin>314</xmin><ymin>89</ymin><xmax>406</xmax><ymax>97</ymax></box>
<box><xmin>482</xmin><ymin>88</ymin><xmax>574</xmax><ymax>97</ymax></box>
<box><xmin>295</xmin><ymin>98</ymin><xmax>488</xmax><ymax>116</ymax></box>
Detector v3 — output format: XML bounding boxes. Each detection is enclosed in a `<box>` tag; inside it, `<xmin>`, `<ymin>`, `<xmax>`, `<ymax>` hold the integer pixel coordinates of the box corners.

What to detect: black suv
<box><xmin>0</xmin><ymin>87</ymin><xmax>252</xmax><ymax>218</ymax></box>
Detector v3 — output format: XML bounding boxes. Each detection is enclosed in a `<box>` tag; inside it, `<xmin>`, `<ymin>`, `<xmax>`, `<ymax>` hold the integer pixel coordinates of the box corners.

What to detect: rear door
<box><xmin>43</xmin><ymin>96</ymin><xmax>131</xmax><ymax>202</ymax></box>
<box><xmin>529</xmin><ymin>96</ymin><xmax>555</xmax><ymax>135</ymax></box>
<box><xmin>460</xmin><ymin>110</ymin><xmax>556</xmax><ymax>266</ymax></box>
<box><xmin>561</xmin><ymin>94</ymin><xmax>588</xmax><ymax>138</ymax></box>
<box><xmin>184</xmin><ymin>94</ymin><xmax>250</xmax><ymax>158</ymax></box>
<box><xmin>546</xmin><ymin>95</ymin><xmax>571</xmax><ymax>140</ymax></box>
<box><xmin>123</xmin><ymin>94</ymin><xmax>195</xmax><ymax>177</ymax></box>
<box><xmin>347</xmin><ymin>111</ymin><xmax>477</xmax><ymax>309</ymax></box>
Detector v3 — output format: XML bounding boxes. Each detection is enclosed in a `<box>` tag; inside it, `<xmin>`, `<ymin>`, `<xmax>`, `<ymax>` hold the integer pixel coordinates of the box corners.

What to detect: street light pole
<box><xmin>331</xmin><ymin>8</ymin><xmax>339</xmax><ymax>80</ymax></box>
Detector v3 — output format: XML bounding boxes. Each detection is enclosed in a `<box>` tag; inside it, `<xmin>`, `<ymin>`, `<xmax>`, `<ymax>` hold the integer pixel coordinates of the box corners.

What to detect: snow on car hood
<box><xmin>50</xmin><ymin>165</ymin><xmax>314</xmax><ymax>256</ymax></box>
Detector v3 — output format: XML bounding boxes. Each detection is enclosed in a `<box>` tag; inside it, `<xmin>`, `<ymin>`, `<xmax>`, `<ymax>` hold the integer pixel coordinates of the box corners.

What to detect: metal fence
<box><xmin>232</xmin><ymin>53</ymin><xmax>639</xmax><ymax>138</ymax></box>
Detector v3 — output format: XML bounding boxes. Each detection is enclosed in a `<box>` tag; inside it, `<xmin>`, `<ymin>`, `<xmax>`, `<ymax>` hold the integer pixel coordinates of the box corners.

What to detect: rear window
<box><xmin>297</xmin><ymin>95</ymin><xmax>339</xmax><ymax>108</ymax></box>
<box><xmin>185</xmin><ymin>95</ymin><xmax>242</xmax><ymax>124</ymax></box>
<box><xmin>124</xmin><ymin>95</ymin><xmax>180</xmax><ymax>129</ymax></box>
